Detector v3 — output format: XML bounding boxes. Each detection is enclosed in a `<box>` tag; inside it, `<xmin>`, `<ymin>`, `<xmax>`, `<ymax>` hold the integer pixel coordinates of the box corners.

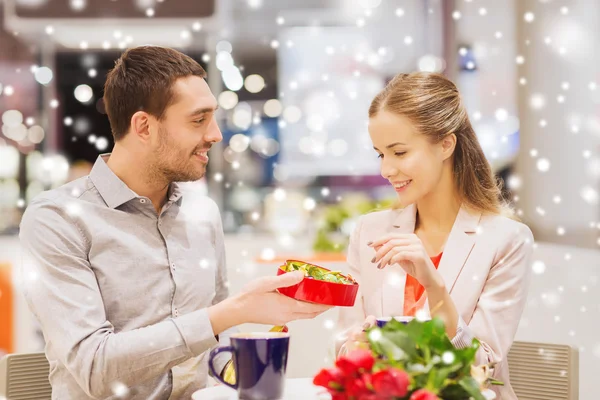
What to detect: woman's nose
<box><xmin>381</xmin><ymin>160</ymin><xmax>398</xmax><ymax>180</ymax></box>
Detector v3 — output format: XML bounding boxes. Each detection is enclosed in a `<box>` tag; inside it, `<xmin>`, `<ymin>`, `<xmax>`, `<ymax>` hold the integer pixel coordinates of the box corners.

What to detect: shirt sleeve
<box><xmin>449</xmin><ymin>224</ymin><xmax>533</xmax><ymax>376</ymax></box>
<box><xmin>20</xmin><ymin>198</ymin><xmax>219</xmax><ymax>399</ymax></box>
<box><xmin>208</xmin><ymin>203</ymin><xmax>236</xmax><ymax>376</ymax></box>
<box><xmin>334</xmin><ymin>216</ymin><xmax>368</xmax><ymax>355</ymax></box>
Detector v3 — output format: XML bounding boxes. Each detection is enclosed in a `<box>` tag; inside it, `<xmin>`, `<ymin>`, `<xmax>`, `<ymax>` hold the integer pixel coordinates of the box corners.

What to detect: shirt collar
<box><xmin>89</xmin><ymin>154</ymin><xmax>138</xmax><ymax>209</ymax></box>
<box><xmin>89</xmin><ymin>153</ymin><xmax>184</xmax><ymax>209</ymax></box>
<box><xmin>167</xmin><ymin>180</ymin><xmax>184</xmax><ymax>204</ymax></box>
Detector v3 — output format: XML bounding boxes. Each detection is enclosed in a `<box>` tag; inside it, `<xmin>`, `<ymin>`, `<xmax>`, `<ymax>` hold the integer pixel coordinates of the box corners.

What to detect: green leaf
<box><xmin>367</xmin><ymin>329</ymin><xmax>409</xmax><ymax>361</ymax></box>
<box><xmin>380</xmin><ymin>330</ymin><xmax>418</xmax><ymax>359</ymax></box>
<box><xmin>458</xmin><ymin>377</ymin><xmax>486</xmax><ymax>400</ymax></box>
<box><xmin>430</xmin><ymin>363</ymin><xmax>464</xmax><ymax>388</ymax></box>
<box><xmin>439</xmin><ymin>383</ymin><xmax>469</xmax><ymax>399</ymax></box>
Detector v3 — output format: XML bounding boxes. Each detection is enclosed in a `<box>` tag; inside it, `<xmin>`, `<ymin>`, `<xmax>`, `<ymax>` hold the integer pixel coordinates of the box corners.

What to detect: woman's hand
<box><xmin>369</xmin><ymin>233</ymin><xmax>443</xmax><ymax>290</ymax></box>
<box><xmin>338</xmin><ymin>315</ymin><xmax>377</xmax><ymax>358</ymax></box>
<box><xmin>348</xmin><ymin>315</ymin><xmax>377</xmax><ymax>342</ymax></box>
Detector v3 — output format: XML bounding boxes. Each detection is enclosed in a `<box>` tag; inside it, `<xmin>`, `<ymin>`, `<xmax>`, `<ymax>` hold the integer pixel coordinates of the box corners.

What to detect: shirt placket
<box><xmin>156</xmin><ymin>200</ymin><xmax>190</xmax><ymax>399</ymax></box>
<box><xmin>157</xmin><ymin>202</ymin><xmax>179</xmax><ymax>319</ymax></box>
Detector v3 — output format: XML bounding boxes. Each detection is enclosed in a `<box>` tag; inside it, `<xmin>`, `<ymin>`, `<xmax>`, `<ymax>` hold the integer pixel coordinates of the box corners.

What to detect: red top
<box><xmin>403</xmin><ymin>252</ymin><xmax>443</xmax><ymax>316</ymax></box>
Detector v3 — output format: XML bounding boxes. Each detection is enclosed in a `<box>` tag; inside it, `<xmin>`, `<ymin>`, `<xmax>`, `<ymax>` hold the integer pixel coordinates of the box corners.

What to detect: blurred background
<box><xmin>0</xmin><ymin>0</ymin><xmax>599</xmax><ymax>398</ymax></box>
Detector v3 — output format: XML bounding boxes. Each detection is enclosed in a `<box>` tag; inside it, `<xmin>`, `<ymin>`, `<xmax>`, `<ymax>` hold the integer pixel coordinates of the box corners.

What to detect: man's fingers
<box><xmin>259</xmin><ymin>271</ymin><xmax>304</xmax><ymax>291</ymax></box>
<box><xmin>292</xmin><ymin>309</ymin><xmax>330</xmax><ymax>320</ymax></box>
<box><xmin>293</xmin><ymin>299</ymin><xmax>332</xmax><ymax>313</ymax></box>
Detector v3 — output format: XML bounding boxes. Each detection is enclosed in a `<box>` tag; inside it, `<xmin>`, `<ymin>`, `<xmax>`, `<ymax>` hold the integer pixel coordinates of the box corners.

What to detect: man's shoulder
<box><xmin>24</xmin><ymin>176</ymin><xmax>94</xmax><ymax>220</ymax></box>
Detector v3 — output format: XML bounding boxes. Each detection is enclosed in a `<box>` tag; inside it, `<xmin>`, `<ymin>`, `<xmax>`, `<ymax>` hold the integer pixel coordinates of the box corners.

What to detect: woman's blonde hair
<box><xmin>369</xmin><ymin>72</ymin><xmax>514</xmax><ymax>218</ymax></box>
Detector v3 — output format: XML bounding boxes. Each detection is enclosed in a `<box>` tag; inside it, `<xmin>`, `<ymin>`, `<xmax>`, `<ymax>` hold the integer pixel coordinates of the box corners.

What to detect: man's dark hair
<box><xmin>103</xmin><ymin>46</ymin><xmax>207</xmax><ymax>141</ymax></box>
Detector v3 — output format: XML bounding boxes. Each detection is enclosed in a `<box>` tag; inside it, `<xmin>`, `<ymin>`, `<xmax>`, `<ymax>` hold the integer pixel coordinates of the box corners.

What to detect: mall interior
<box><xmin>0</xmin><ymin>0</ymin><xmax>599</xmax><ymax>399</ymax></box>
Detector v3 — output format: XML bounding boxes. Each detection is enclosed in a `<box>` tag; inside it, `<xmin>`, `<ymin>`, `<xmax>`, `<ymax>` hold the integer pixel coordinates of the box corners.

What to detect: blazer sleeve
<box><xmin>450</xmin><ymin>223</ymin><xmax>534</xmax><ymax>377</ymax></box>
<box><xmin>334</xmin><ymin>216</ymin><xmax>368</xmax><ymax>354</ymax></box>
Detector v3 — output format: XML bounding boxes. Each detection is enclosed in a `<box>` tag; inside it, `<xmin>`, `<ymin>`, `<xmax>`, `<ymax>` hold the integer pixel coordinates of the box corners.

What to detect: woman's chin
<box><xmin>395</xmin><ymin>196</ymin><xmax>412</xmax><ymax>208</ymax></box>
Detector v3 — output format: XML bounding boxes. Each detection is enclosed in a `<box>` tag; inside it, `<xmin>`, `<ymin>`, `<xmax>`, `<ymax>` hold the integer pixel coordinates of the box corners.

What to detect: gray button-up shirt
<box><xmin>19</xmin><ymin>154</ymin><xmax>233</xmax><ymax>399</ymax></box>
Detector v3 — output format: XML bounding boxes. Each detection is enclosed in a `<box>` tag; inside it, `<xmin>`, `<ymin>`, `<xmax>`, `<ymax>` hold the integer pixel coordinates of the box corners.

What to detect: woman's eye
<box><xmin>395</xmin><ymin>152</ymin><xmax>406</xmax><ymax>157</ymax></box>
<box><xmin>377</xmin><ymin>154</ymin><xmax>383</xmax><ymax>159</ymax></box>
<box><xmin>194</xmin><ymin>119</ymin><xmax>205</xmax><ymax>124</ymax></box>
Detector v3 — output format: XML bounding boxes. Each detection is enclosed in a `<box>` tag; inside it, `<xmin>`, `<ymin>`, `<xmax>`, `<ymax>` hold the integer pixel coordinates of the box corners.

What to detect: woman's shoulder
<box><xmin>479</xmin><ymin>212</ymin><xmax>534</xmax><ymax>251</ymax></box>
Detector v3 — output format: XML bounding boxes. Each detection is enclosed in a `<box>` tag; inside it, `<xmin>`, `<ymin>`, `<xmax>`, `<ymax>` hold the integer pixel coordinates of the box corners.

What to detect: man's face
<box><xmin>151</xmin><ymin>76</ymin><xmax>222</xmax><ymax>183</ymax></box>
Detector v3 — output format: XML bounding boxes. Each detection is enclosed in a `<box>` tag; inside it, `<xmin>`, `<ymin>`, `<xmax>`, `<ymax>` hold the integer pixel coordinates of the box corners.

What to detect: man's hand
<box><xmin>208</xmin><ymin>271</ymin><xmax>332</xmax><ymax>335</ymax></box>
<box><xmin>236</xmin><ymin>271</ymin><xmax>332</xmax><ymax>325</ymax></box>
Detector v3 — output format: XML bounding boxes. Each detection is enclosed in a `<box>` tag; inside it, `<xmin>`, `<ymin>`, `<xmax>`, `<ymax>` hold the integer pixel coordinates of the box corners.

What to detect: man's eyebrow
<box><xmin>188</xmin><ymin>105</ymin><xmax>219</xmax><ymax>117</ymax></box>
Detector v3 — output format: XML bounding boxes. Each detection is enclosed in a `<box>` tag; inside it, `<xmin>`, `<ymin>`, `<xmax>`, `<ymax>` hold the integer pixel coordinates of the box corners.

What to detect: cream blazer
<box><xmin>337</xmin><ymin>204</ymin><xmax>534</xmax><ymax>400</ymax></box>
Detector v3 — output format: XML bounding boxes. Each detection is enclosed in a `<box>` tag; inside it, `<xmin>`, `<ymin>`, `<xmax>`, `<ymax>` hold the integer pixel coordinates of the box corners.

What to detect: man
<box><xmin>19</xmin><ymin>46</ymin><xmax>329</xmax><ymax>400</ymax></box>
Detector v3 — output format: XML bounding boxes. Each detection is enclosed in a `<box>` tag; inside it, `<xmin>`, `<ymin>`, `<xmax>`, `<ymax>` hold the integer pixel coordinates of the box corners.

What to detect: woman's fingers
<box><xmin>349</xmin><ymin>330</ymin><xmax>367</xmax><ymax>342</ymax></box>
<box><xmin>368</xmin><ymin>233</ymin><xmax>418</xmax><ymax>249</ymax></box>
<box><xmin>377</xmin><ymin>247</ymin><xmax>399</xmax><ymax>269</ymax></box>
<box><xmin>372</xmin><ymin>239</ymin><xmax>411</xmax><ymax>264</ymax></box>
<box><xmin>363</xmin><ymin>315</ymin><xmax>377</xmax><ymax>329</ymax></box>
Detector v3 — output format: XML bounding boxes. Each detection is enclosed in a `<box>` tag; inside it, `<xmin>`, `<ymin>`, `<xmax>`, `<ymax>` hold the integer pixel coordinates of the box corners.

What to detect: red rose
<box><xmin>371</xmin><ymin>368</ymin><xmax>410</xmax><ymax>397</ymax></box>
<box><xmin>356</xmin><ymin>395</ymin><xmax>380</xmax><ymax>400</ymax></box>
<box><xmin>357</xmin><ymin>393</ymin><xmax>391</xmax><ymax>400</ymax></box>
<box><xmin>410</xmin><ymin>389</ymin><xmax>439</xmax><ymax>400</ymax></box>
<box><xmin>345</xmin><ymin>375</ymin><xmax>371</xmax><ymax>398</ymax></box>
<box><xmin>331</xmin><ymin>394</ymin><xmax>348</xmax><ymax>400</ymax></box>
<box><xmin>313</xmin><ymin>367</ymin><xmax>345</xmax><ymax>391</ymax></box>
<box><xmin>335</xmin><ymin>349</ymin><xmax>376</xmax><ymax>376</ymax></box>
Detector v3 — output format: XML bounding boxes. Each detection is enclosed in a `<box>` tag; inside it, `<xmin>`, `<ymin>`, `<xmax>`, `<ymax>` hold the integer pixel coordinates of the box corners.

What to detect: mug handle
<box><xmin>209</xmin><ymin>346</ymin><xmax>237</xmax><ymax>390</ymax></box>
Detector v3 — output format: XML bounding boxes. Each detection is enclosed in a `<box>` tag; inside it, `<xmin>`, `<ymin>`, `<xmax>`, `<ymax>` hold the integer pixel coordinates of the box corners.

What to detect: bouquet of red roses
<box><xmin>314</xmin><ymin>348</ymin><xmax>439</xmax><ymax>400</ymax></box>
<box><xmin>313</xmin><ymin>317</ymin><xmax>500</xmax><ymax>400</ymax></box>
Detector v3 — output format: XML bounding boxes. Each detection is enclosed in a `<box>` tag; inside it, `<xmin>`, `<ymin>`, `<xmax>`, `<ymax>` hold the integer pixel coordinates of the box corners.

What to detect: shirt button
<box><xmin>140</xmin><ymin>199</ymin><xmax>147</xmax><ymax>204</ymax></box>
<box><xmin>174</xmin><ymin>308</ymin><xmax>179</xmax><ymax>317</ymax></box>
<box><xmin>171</xmin><ymin>263</ymin><xmax>176</xmax><ymax>270</ymax></box>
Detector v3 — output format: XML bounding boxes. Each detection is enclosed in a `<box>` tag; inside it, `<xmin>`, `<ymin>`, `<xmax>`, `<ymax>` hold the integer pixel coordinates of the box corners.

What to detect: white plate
<box><xmin>191</xmin><ymin>377</ymin><xmax>331</xmax><ymax>400</ymax></box>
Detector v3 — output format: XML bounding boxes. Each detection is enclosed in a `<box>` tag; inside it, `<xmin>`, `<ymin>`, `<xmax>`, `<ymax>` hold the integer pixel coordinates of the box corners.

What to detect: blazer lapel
<box><xmin>437</xmin><ymin>206</ymin><xmax>481</xmax><ymax>293</ymax></box>
<box><xmin>381</xmin><ymin>205</ymin><xmax>417</xmax><ymax>316</ymax></box>
<box><xmin>379</xmin><ymin>204</ymin><xmax>481</xmax><ymax>316</ymax></box>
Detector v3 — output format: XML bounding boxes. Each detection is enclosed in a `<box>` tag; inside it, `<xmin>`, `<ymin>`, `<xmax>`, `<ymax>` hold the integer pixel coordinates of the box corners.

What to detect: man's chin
<box><xmin>168</xmin><ymin>168</ymin><xmax>206</xmax><ymax>183</ymax></box>
<box><xmin>184</xmin><ymin>167</ymin><xmax>206</xmax><ymax>182</ymax></box>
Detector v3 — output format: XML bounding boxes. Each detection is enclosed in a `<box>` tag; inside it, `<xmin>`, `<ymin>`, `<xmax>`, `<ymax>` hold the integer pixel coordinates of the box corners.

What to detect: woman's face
<box><xmin>368</xmin><ymin>110</ymin><xmax>453</xmax><ymax>207</ymax></box>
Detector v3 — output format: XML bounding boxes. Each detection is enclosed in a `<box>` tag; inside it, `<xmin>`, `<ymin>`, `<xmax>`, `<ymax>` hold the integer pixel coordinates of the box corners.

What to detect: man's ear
<box><xmin>441</xmin><ymin>133</ymin><xmax>457</xmax><ymax>161</ymax></box>
<box><xmin>130</xmin><ymin>111</ymin><xmax>152</xmax><ymax>143</ymax></box>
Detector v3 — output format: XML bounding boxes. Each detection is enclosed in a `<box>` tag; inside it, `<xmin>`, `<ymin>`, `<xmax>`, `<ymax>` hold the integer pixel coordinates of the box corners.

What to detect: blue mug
<box><xmin>209</xmin><ymin>332</ymin><xmax>290</xmax><ymax>400</ymax></box>
<box><xmin>376</xmin><ymin>316</ymin><xmax>415</xmax><ymax>327</ymax></box>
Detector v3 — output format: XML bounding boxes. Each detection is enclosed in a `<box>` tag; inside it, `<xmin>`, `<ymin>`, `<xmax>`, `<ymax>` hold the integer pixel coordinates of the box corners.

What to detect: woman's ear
<box><xmin>441</xmin><ymin>133</ymin><xmax>457</xmax><ymax>161</ymax></box>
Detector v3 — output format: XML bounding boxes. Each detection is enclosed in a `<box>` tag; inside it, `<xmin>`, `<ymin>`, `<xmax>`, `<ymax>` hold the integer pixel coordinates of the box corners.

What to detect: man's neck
<box><xmin>106</xmin><ymin>143</ymin><xmax>169</xmax><ymax>213</ymax></box>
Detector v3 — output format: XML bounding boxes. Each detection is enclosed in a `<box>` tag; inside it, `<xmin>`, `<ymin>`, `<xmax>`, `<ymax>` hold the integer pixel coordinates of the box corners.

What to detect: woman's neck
<box><xmin>415</xmin><ymin>168</ymin><xmax>461</xmax><ymax>233</ymax></box>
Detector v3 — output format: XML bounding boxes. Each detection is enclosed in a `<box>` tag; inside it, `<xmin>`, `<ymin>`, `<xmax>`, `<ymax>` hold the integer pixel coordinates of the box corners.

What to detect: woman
<box><xmin>336</xmin><ymin>72</ymin><xmax>533</xmax><ymax>399</ymax></box>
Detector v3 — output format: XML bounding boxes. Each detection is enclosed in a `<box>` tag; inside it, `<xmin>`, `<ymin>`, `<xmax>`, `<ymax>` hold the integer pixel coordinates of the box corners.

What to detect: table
<box><xmin>191</xmin><ymin>378</ymin><xmax>331</xmax><ymax>400</ymax></box>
